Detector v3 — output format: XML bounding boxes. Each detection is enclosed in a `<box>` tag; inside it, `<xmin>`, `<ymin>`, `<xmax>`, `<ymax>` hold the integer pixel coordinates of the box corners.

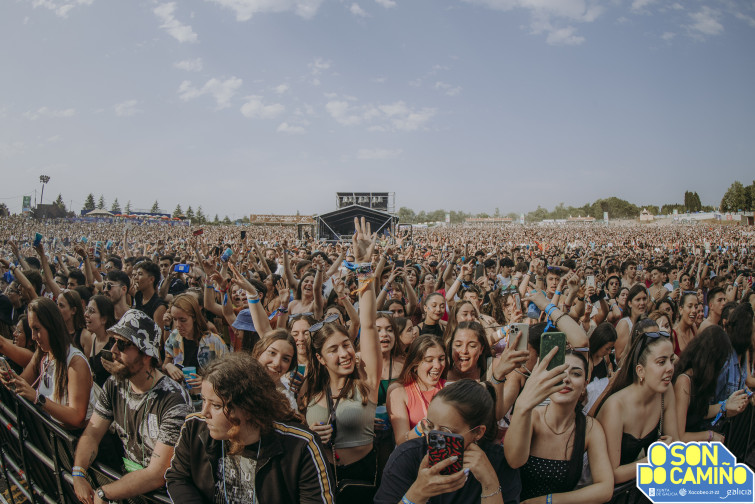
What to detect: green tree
<box><xmin>398</xmin><ymin>207</ymin><xmax>416</xmax><ymax>223</ymax></box>
<box><xmin>97</xmin><ymin>195</ymin><xmax>106</xmax><ymax>209</ymax></box>
<box><xmin>150</xmin><ymin>200</ymin><xmax>160</xmax><ymax>213</ymax></box>
<box><xmin>196</xmin><ymin>206</ymin><xmax>206</xmax><ymax>224</ymax></box>
<box><xmin>186</xmin><ymin>206</ymin><xmax>194</xmax><ymax>222</ymax></box>
<box><xmin>173</xmin><ymin>204</ymin><xmax>183</xmax><ymax>218</ymax></box>
<box><xmin>84</xmin><ymin>194</ymin><xmax>96</xmax><ymax>211</ymax></box>
<box><xmin>223</xmin><ymin>215</ymin><xmax>232</xmax><ymax>225</ymax></box>
<box><xmin>53</xmin><ymin>194</ymin><xmax>66</xmax><ymax>212</ymax></box>
<box><xmin>125</xmin><ymin>200</ymin><xmax>132</xmax><ymax>213</ymax></box>
<box><xmin>720</xmin><ymin>181</ymin><xmax>747</xmax><ymax>212</ymax></box>
<box><xmin>0</xmin><ymin>203</ymin><xmax>9</xmax><ymax>217</ymax></box>
<box><xmin>213</xmin><ymin>214</ymin><xmax>220</xmax><ymax>224</ymax></box>
<box><xmin>110</xmin><ymin>198</ymin><xmax>121</xmax><ymax>214</ymax></box>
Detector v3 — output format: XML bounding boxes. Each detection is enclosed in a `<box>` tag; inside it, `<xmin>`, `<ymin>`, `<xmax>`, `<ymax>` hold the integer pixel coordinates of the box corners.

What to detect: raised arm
<box><xmin>35</xmin><ymin>243</ymin><xmax>62</xmax><ymax>299</ymax></box>
<box><xmin>353</xmin><ymin>218</ymin><xmax>382</xmax><ymax>401</ymax></box>
<box><xmin>526</xmin><ymin>289</ymin><xmax>589</xmax><ymax>349</ymax></box>
<box><xmin>229</xmin><ymin>263</ymin><xmax>273</xmax><ymax>336</ymax></box>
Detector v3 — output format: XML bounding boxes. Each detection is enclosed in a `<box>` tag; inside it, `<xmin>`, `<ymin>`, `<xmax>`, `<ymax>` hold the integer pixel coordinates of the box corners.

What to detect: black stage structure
<box><xmin>315</xmin><ymin>192</ymin><xmax>398</xmax><ymax>242</ymax></box>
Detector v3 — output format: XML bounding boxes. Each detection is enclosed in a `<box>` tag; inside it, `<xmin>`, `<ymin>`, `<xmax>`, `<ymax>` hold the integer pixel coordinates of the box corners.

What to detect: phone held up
<box><xmin>540</xmin><ymin>332</ymin><xmax>566</xmax><ymax>371</ymax></box>
<box><xmin>427</xmin><ymin>430</ymin><xmax>464</xmax><ymax>475</ymax></box>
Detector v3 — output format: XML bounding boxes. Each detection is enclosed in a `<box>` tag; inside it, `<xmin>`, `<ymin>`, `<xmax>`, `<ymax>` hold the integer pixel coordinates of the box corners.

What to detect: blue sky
<box><xmin>2</xmin><ymin>0</ymin><xmax>754</xmax><ymax>219</ymax></box>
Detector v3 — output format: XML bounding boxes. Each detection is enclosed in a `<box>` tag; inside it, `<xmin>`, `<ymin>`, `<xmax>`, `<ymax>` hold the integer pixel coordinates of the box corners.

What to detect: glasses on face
<box><xmin>309</xmin><ymin>313</ymin><xmax>340</xmax><ymax>333</ymax></box>
<box><xmin>114</xmin><ymin>339</ymin><xmax>135</xmax><ymax>352</ymax></box>
<box><xmin>420</xmin><ymin>418</ymin><xmax>480</xmax><ymax>437</ymax></box>
<box><xmin>103</xmin><ymin>282</ymin><xmax>115</xmax><ymax>291</ymax></box>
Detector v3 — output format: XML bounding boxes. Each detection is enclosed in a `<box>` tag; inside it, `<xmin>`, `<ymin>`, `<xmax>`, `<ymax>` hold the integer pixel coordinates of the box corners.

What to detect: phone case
<box><xmin>540</xmin><ymin>332</ymin><xmax>566</xmax><ymax>371</ymax></box>
<box><xmin>427</xmin><ymin>430</ymin><xmax>464</xmax><ymax>475</ymax></box>
<box><xmin>510</xmin><ymin>323</ymin><xmax>530</xmax><ymax>352</ymax></box>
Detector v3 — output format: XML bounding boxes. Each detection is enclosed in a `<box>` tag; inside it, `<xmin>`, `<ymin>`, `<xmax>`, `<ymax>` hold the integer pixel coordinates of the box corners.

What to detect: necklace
<box><xmin>542</xmin><ymin>404</ymin><xmax>574</xmax><ymax>436</ymax></box>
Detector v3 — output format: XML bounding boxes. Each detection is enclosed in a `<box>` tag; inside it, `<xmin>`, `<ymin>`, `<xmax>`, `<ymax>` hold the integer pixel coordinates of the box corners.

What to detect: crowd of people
<box><xmin>0</xmin><ymin>214</ymin><xmax>754</xmax><ymax>504</ymax></box>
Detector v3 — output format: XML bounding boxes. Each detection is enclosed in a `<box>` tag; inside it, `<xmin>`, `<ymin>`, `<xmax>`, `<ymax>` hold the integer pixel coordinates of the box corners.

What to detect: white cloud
<box><xmin>545</xmin><ymin>25</ymin><xmax>585</xmax><ymax>46</ymax></box>
<box><xmin>240</xmin><ymin>96</ymin><xmax>285</xmax><ymax>119</ymax></box>
<box><xmin>350</xmin><ymin>3</ymin><xmax>369</xmax><ymax>17</ymax></box>
<box><xmin>174</xmin><ymin>58</ymin><xmax>203</xmax><ymax>71</ymax></box>
<box><xmin>30</xmin><ymin>0</ymin><xmax>94</xmax><ymax>18</ymax></box>
<box><xmin>178</xmin><ymin>77</ymin><xmax>242</xmax><ymax>109</ymax></box>
<box><xmin>735</xmin><ymin>12</ymin><xmax>755</xmax><ymax>29</ymax></box>
<box><xmin>374</xmin><ymin>0</ymin><xmax>396</xmax><ymax>7</ymax></box>
<box><xmin>464</xmin><ymin>0</ymin><xmax>603</xmax><ymax>45</ymax></box>
<box><xmin>308</xmin><ymin>58</ymin><xmax>331</xmax><ymax>85</ymax></box>
<box><xmin>206</xmin><ymin>0</ymin><xmax>325</xmax><ymax>22</ymax></box>
<box><xmin>0</xmin><ymin>141</ymin><xmax>26</xmax><ymax>158</ymax></box>
<box><xmin>154</xmin><ymin>3</ymin><xmax>198</xmax><ymax>43</ymax></box>
<box><xmin>688</xmin><ymin>7</ymin><xmax>723</xmax><ymax>37</ymax></box>
<box><xmin>277</xmin><ymin>122</ymin><xmax>307</xmax><ymax>134</ymax></box>
<box><xmin>434</xmin><ymin>81</ymin><xmax>462</xmax><ymax>96</ymax></box>
<box><xmin>273</xmin><ymin>83</ymin><xmax>290</xmax><ymax>94</ymax></box>
<box><xmin>357</xmin><ymin>148</ymin><xmax>402</xmax><ymax>160</ymax></box>
<box><xmin>630</xmin><ymin>0</ymin><xmax>655</xmax><ymax>12</ymax></box>
<box><xmin>24</xmin><ymin>107</ymin><xmax>76</xmax><ymax>120</ymax></box>
<box><xmin>326</xmin><ymin>98</ymin><xmax>435</xmax><ymax>132</ymax></box>
<box><xmin>114</xmin><ymin>100</ymin><xmax>142</xmax><ymax>117</ymax></box>
<box><xmin>661</xmin><ymin>31</ymin><xmax>675</xmax><ymax>40</ymax></box>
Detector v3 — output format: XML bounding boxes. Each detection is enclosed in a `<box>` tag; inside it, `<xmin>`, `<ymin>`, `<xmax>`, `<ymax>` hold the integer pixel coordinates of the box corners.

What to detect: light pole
<box><xmin>39</xmin><ymin>175</ymin><xmax>50</xmax><ymax>205</ymax></box>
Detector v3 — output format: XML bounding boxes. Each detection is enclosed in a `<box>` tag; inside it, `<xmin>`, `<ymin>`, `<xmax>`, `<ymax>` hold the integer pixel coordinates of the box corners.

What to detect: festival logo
<box><xmin>637</xmin><ymin>442</ymin><xmax>754</xmax><ymax>503</ymax></box>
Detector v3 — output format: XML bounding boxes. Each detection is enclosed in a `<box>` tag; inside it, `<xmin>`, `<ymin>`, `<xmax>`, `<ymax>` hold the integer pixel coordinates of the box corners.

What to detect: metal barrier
<box><xmin>0</xmin><ymin>387</ymin><xmax>170</xmax><ymax>504</ymax></box>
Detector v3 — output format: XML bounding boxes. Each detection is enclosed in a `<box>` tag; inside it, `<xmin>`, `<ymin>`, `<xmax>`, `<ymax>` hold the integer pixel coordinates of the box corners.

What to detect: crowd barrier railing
<box><xmin>0</xmin><ymin>386</ymin><xmax>170</xmax><ymax>504</ymax></box>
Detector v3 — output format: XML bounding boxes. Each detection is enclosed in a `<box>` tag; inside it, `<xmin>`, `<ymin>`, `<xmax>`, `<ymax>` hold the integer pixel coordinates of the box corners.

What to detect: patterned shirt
<box><xmin>94</xmin><ymin>375</ymin><xmax>193</xmax><ymax>468</ymax></box>
<box><xmin>164</xmin><ymin>330</ymin><xmax>229</xmax><ymax>369</ymax></box>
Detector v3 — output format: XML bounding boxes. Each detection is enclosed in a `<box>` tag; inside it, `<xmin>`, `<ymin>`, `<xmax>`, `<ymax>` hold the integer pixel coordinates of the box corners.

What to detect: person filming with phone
<box><xmin>375</xmin><ymin>379</ymin><xmax>521</xmax><ymax>504</ymax></box>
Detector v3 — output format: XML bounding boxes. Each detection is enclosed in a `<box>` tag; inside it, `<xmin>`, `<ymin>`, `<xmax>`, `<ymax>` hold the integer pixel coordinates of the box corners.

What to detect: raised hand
<box><xmin>352</xmin><ymin>217</ymin><xmax>376</xmax><ymax>263</ymax></box>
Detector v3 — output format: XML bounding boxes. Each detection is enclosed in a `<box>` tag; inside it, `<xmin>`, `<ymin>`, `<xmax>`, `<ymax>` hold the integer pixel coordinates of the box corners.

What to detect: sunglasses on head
<box><xmin>636</xmin><ymin>330</ymin><xmax>671</xmax><ymax>359</ymax></box>
<box><xmin>309</xmin><ymin>313</ymin><xmax>340</xmax><ymax>333</ymax></box>
<box><xmin>290</xmin><ymin>312</ymin><xmax>314</xmax><ymax>321</ymax></box>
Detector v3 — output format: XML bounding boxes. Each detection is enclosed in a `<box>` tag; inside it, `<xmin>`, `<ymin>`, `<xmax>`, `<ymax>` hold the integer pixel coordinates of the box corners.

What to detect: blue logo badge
<box><xmin>637</xmin><ymin>442</ymin><xmax>754</xmax><ymax>502</ymax></box>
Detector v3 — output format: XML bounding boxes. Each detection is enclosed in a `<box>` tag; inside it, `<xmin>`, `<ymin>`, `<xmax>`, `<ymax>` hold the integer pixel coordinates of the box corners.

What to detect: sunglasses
<box><xmin>636</xmin><ymin>330</ymin><xmax>671</xmax><ymax>359</ymax></box>
<box><xmin>114</xmin><ymin>339</ymin><xmax>135</xmax><ymax>352</ymax></box>
<box><xmin>289</xmin><ymin>312</ymin><xmax>314</xmax><ymax>321</ymax></box>
<box><xmin>103</xmin><ymin>282</ymin><xmax>117</xmax><ymax>291</ymax></box>
<box><xmin>309</xmin><ymin>313</ymin><xmax>340</xmax><ymax>333</ymax></box>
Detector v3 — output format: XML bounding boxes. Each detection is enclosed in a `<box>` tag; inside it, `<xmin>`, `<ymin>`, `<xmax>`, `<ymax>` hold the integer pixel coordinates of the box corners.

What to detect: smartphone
<box><xmin>220</xmin><ymin>248</ymin><xmax>233</xmax><ymax>263</ymax></box>
<box><xmin>105</xmin><ymin>240</ymin><xmax>113</xmax><ymax>250</ymax></box>
<box><xmin>240</xmin><ymin>230</ymin><xmax>247</xmax><ymax>240</ymax></box>
<box><xmin>33</xmin><ymin>232</ymin><xmax>43</xmax><ymax>247</ymax></box>
<box><xmin>193</xmin><ymin>229</ymin><xmax>204</xmax><ymax>236</ymax></box>
<box><xmin>510</xmin><ymin>323</ymin><xmax>530</xmax><ymax>352</ymax></box>
<box><xmin>474</xmin><ymin>263</ymin><xmax>485</xmax><ymax>280</ymax></box>
<box><xmin>395</xmin><ymin>260</ymin><xmax>405</xmax><ymax>268</ymax></box>
<box><xmin>81</xmin><ymin>236</ymin><xmax>88</xmax><ymax>244</ymax></box>
<box><xmin>174</xmin><ymin>264</ymin><xmax>190</xmax><ymax>273</ymax></box>
<box><xmin>0</xmin><ymin>357</ymin><xmax>15</xmax><ymax>392</ymax></box>
<box><xmin>540</xmin><ymin>332</ymin><xmax>566</xmax><ymax>371</ymax></box>
<box><xmin>586</xmin><ymin>275</ymin><xmax>595</xmax><ymax>289</ymax></box>
<box><xmin>527</xmin><ymin>302</ymin><xmax>541</xmax><ymax>320</ymax></box>
<box><xmin>100</xmin><ymin>350</ymin><xmax>114</xmax><ymax>362</ymax></box>
<box><xmin>427</xmin><ymin>430</ymin><xmax>464</xmax><ymax>475</ymax></box>
<box><xmin>673</xmin><ymin>280</ymin><xmax>680</xmax><ymax>290</ymax></box>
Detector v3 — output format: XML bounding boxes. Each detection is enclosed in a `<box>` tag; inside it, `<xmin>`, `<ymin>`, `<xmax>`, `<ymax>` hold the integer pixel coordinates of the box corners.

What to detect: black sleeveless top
<box><xmin>620</xmin><ymin>420</ymin><xmax>660</xmax><ymax>465</ymax></box>
<box><xmin>90</xmin><ymin>336</ymin><xmax>116</xmax><ymax>388</ymax></box>
<box><xmin>520</xmin><ymin>412</ymin><xmax>587</xmax><ymax>501</ymax></box>
<box><xmin>418</xmin><ymin>321</ymin><xmax>443</xmax><ymax>337</ymax></box>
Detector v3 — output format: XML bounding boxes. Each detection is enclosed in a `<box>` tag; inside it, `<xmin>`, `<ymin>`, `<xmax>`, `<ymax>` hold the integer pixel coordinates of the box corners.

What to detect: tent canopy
<box><xmin>315</xmin><ymin>204</ymin><xmax>398</xmax><ymax>241</ymax></box>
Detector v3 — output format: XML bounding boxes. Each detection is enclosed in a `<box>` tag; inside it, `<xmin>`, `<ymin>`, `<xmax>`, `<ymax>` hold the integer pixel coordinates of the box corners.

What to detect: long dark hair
<box><xmin>89</xmin><ymin>295</ymin><xmax>116</xmax><ymax>331</ymax></box>
<box><xmin>434</xmin><ymin>379</ymin><xmax>497</xmax><ymax>443</ymax></box>
<box><xmin>202</xmin><ymin>353</ymin><xmax>301</xmax><ymax>455</ymax></box>
<box><xmin>397</xmin><ymin>334</ymin><xmax>446</xmax><ymax>386</ymax></box>
<box><xmin>626</xmin><ymin>284</ymin><xmax>648</xmax><ymax>321</ymax></box>
<box><xmin>447</xmin><ymin>321</ymin><xmax>491</xmax><ymax>378</ymax></box>
<box><xmin>251</xmin><ymin>329</ymin><xmax>298</xmax><ymax>374</ymax></box>
<box><xmin>27</xmin><ymin>297</ymin><xmax>73</xmax><ymax>403</ymax></box>
<box><xmin>563</xmin><ymin>350</ymin><xmax>588</xmax><ymax>486</ymax></box>
<box><xmin>726</xmin><ymin>302</ymin><xmax>754</xmax><ymax>358</ymax></box>
<box><xmin>673</xmin><ymin>326</ymin><xmax>732</xmax><ymax>422</ymax></box>
<box><xmin>302</xmin><ymin>324</ymin><xmax>369</xmax><ymax>410</ymax></box>
<box><xmin>59</xmin><ymin>289</ymin><xmax>87</xmax><ymax>334</ymax></box>
<box><xmin>596</xmin><ymin>318</ymin><xmax>667</xmax><ymax>415</ymax></box>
